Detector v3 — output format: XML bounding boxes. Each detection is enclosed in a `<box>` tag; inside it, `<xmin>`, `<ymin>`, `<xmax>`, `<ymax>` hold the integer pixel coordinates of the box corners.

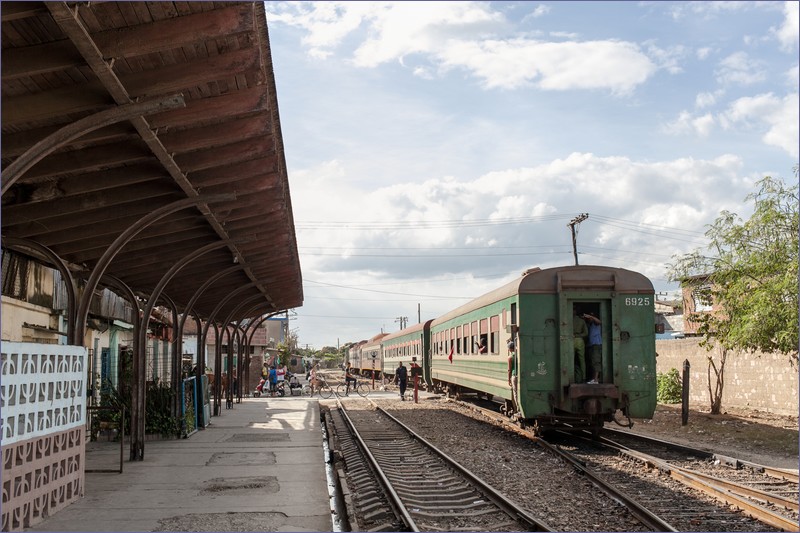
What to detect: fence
<box><xmin>655</xmin><ymin>338</ymin><xmax>798</xmax><ymax>416</ymax></box>
<box><xmin>1</xmin><ymin>342</ymin><xmax>87</xmax><ymax>531</ymax></box>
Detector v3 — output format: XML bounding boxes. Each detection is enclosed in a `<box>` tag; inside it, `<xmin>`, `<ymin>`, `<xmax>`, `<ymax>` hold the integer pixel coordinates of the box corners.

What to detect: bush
<box><xmin>656</xmin><ymin>368</ymin><xmax>682</xmax><ymax>404</ymax></box>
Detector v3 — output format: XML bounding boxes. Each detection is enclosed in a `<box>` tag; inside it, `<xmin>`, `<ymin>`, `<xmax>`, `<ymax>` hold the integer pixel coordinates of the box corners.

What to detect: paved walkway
<box><xmin>27</xmin><ymin>396</ymin><xmax>334</xmax><ymax>532</ymax></box>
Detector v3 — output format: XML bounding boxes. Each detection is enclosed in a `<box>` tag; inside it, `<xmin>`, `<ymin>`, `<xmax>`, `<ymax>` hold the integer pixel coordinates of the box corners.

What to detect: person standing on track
<box><xmin>395</xmin><ymin>361</ymin><xmax>408</xmax><ymax>401</ymax></box>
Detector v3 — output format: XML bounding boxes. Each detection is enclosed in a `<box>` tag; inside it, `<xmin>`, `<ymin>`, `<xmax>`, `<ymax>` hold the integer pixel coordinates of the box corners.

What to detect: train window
<box><xmin>511</xmin><ymin>303</ymin><xmax>517</xmax><ymax>325</ymax></box>
<box><xmin>471</xmin><ymin>321</ymin><xmax>479</xmax><ymax>353</ymax></box>
<box><xmin>490</xmin><ymin>315</ymin><xmax>499</xmax><ymax>354</ymax></box>
<box><xmin>456</xmin><ymin>325</ymin><xmax>462</xmax><ymax>354</ymax></box>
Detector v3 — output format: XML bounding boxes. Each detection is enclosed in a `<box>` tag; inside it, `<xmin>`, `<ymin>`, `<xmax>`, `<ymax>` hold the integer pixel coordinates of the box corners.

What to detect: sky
<box><xmin>263</xmin><ymin>1</ymin><xmax>799</xmax><ymax>351</ymax></box>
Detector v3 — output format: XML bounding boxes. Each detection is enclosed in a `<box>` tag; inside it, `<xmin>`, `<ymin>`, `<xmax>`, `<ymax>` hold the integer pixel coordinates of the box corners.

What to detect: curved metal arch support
<box><xmin>99</xmin><ymin>275</ymin><xmax>143</xmax><ymax>462</ymax></box>
<box><xmin>157</xmin><ymin>293</ymin><xmax>182</xmax><ymax>425</ymax></box>
<box><xmin>130</xmin><ymin>240</ymin><xmax>232</xmax><ymax>461</ymax></box>
<box><xmin>191</xmin><ymin>314</ymin><xmax>208</xmax><ymax>429</ymax></box>
<box><xmin>226</xmin><ymin>303</ymin><xmax>269</xmax><ymax>403</ymax></box>
<box><xmin>235</xmin><ymin>305</ymin><xmax>274</xmax><ymax>400</ymax></box>
<box><xmin>216</xmin><ymin>295</ymin><xmax>265</xmax><ymax>409</ymax></box>
<box><xmin>3</xmin><ymin>237</ymin><xmax>79</xmax><ymax>343</ymax></box>
<box><xmin>74</xmin><ymin>193</ymin><xmax>235</xmax><ymax>346</ymax></box>
<box><xmin>198</xmin><ymin>281</ymin><xmax>272</xmax><ymax>416</ymax></box>
<box><xmin>223</xmin><ymin>324</ymin><xmax>240</xmax><ymax>408</ymax></box>
<box><xmin>1</xmin><ymin>95</ymin><xmax>185</xmax><ymax>195</ymax></box>
<box><xmin>178</xmin><ymin>265</ymin><xmax>244</xmax><ymax>336</ymax></box>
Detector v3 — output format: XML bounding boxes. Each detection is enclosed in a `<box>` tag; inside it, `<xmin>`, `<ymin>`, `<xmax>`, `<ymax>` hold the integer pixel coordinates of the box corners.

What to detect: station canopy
<box><xmin>1</xmin><ymin>1</ymin><xmax>303</xmax><ymax>324</ymax></box>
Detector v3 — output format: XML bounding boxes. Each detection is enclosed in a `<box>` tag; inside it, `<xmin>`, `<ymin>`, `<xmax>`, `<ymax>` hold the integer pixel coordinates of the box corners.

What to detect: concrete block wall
<box><xmin>655</xmin><ymin>338</ymin><xmax>798</xmax><ymax>417</ymax></box>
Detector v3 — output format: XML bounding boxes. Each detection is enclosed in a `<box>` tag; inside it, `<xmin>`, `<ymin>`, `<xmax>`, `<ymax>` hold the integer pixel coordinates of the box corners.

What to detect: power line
<box><xmin>295</xmin><ymin>214</ymin><xmax>573</xmax><ymax>230</ymax></box>
<box><xmin>304</xmin><ymin>279</ymin><xmax>475</xmax><ymax>299</ymax></box>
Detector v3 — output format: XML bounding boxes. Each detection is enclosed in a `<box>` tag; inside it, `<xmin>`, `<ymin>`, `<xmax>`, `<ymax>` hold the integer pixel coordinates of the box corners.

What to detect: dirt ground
<box><xmin>613</xmin><ymin>404</ymin><xmax>799</xmax><ymax>469</ymax></box>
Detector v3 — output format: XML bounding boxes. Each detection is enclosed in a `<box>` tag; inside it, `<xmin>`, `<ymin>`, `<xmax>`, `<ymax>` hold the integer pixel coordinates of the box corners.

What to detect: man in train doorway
<box><xmin>395</xmin><ymin>361</ymin><xmax>408</xmax><ymax>401</ymax></box>
<box><xmin>507</xmin><ymin>339</ymin><xmax>518</xmax><ymax>411</ymax></box>
<box><xmin>573</xmin><ymin>305</ymin><xmax>588</xmax><ymax>383</ymax></box>
<box><xmin>583</xmin><ymin>311</ymin><xmax>602</xmax><ymax>384</ymax></box>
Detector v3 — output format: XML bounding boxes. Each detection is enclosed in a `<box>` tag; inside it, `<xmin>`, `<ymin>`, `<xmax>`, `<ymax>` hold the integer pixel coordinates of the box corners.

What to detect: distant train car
<box><xmin>348</xmin><ymin>340</ymin><xmax>366</xmax><ymax>373</ymax></box>
<box><xmin>358</xmin><ymin>333</ymin><xmax>388</xmax><ymax>378</ymax></box>
<box><xmin>382</xmin><ymin>320</ymin><xmax>432</xmax><ymax>380</ymax></box>
<box><xmin>428</xmin><ymin>265</ymin><xmax>657</xmax><ymax>432</ymax></box>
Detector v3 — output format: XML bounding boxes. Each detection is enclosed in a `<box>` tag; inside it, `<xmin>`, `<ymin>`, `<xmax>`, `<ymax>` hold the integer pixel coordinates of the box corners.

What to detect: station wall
<box><xmin>655</xmin><ymin>338</ymin><xmax>798</xmax><ymax>417</ymax></box>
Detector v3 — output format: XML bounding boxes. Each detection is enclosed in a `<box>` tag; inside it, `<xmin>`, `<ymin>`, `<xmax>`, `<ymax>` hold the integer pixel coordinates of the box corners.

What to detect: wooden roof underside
<box><xmin>1</xmin><ymin>1</ymin><xmax>303</xmax><ymax>323</ymax></box>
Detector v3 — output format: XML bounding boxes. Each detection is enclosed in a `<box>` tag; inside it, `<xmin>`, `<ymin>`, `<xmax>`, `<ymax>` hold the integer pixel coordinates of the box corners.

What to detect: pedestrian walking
<box><xmin>395</xmin><ymin>361</ymin><xmax>408</xmax><ymax>401</ymax></box>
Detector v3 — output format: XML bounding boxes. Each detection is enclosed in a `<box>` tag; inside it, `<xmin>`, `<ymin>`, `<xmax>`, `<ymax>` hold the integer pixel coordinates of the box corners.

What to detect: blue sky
<box><xmin>264</xmin><ymin>1</ymin><xmax>799</xmax><ymax>350</ymax></box>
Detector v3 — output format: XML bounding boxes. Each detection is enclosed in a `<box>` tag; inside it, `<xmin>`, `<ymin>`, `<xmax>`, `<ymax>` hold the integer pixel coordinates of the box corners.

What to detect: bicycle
<box><xmin>336</xmin><ymin>380</ymin><xmax>370</xmax><ymax>398</ymax></box>
<box><xmin>302</xmin><ymin>377</ymin><xmax>333</xmax><ymax>399</ymax></box>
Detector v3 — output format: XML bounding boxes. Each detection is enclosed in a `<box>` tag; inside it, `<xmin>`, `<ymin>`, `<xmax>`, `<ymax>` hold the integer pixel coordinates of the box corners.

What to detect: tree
<box><xmin>668</xmin><ymin>173</ymin><xmax>799</xmax><ymax>412</ymax></box>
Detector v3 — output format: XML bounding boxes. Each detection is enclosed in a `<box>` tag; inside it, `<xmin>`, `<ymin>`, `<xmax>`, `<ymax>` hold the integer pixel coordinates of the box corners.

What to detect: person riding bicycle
<box><xmin>309</xmin><ymin>363</ymin><xmax>320</xmax><ymax>395</ymax></box>
<box><xmin>344</xmin><ymin>363</ymin><xmax>357</xmax><ymax>395</ymax></box>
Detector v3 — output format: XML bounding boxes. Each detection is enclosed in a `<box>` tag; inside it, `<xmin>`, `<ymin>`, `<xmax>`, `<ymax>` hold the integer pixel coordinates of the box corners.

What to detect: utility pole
<box><xmin>417</xmin><ymin>304</ymin><xmax>421</xmax><ymax>324</ymax></box>
<box><xmin>567</xmin><ymin>213</ymin><xmax>588</xmax><ymax>266</ymax></box>
<box><xmin>395</xmin><ymin>316</ymin><xmax>408</xmax><ymax>330</ymax></box>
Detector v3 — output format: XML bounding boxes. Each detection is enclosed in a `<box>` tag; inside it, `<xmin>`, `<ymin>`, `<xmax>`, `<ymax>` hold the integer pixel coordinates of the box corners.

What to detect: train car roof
<box><xmin>362</xmin><ymin>332</ymin><xmax>389</xmax><ymax>350</ymax></box>
<box><xmin>381</xmin><ymin>319</ymin><xmax>434</xmax><ymax>342</ymax></box>
<box><xmin>432</xmin><ymin>265</ymin><xmax>653</xmax><ymax>326</ymax></box>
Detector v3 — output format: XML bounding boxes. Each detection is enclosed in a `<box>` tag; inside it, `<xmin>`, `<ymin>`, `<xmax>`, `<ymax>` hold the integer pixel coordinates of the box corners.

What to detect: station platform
<box><xmin>26</xmin><ymin>395</ymin><xmax>335</xmax><ymax>532</ymax></box>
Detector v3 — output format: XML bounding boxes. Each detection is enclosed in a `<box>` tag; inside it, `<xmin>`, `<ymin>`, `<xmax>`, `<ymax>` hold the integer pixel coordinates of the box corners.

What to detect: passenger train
<box><xmin>348</xmin><ymin>265</ymin><xmax>658</xmax><ymax>432</ymax></box>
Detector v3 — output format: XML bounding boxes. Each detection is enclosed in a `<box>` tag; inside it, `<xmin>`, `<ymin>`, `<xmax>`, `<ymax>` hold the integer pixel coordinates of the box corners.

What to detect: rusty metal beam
<box><xmin>130</xmin><ymin>240</ymin><xmax>231</xmax><ymax>460</ymax></box>
<box><xmin>46</xmin><ymin>2</ymin><xmax>262</xmax><ymax>303</ymax></box>
<box><xmin>73</xmin><ymin>194</ymin><xmax>234</xmax><ymax>345</ymax></box>
<box><xmin>1</xmin><ymin>94</ymin><xmax>184</xmax><ymax>194</ymax></box>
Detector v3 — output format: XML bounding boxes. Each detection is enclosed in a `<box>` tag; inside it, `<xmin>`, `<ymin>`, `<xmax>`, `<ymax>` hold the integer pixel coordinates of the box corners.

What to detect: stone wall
<box><xmin>655</xmin><ymin>338</ymin><xmax>798</xmax><ymax>416</ymax></box>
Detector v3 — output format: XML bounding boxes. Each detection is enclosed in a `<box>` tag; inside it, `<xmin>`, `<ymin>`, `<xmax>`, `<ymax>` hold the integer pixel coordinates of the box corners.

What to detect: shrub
<box><xmin>656</xmin><ymin>368</ymin><xmax>682</xmax><ymax>404</ymax></box>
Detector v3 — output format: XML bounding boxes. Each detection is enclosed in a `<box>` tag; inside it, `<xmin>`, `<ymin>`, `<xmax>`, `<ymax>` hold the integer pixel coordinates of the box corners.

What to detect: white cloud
<box><xmin>268</xmin><ymin>1</ymin><xmax>656</xmax><ymax>93</ymax></box>
<box><xmin>720</xmin><ymin>92</ymin><xmax>800</xmax><ymax>157</ymax></box>
<box><xmin>775</xmin><ymin>0</ymin><xmax>799</xmax><ymax>51</ymax></box>
<box><xmin>290</xmin><ymin>152</ymin><xmax>763</xmax><ymax>347</ymax></box>
<box><xmin>440</xmin><ymin>38</ymin><xmax>655</xmax><ymax>92</ymax></box>
<box><xmin>531</xmin><ymin>4</ymin><xmax>550</xmax><ymax>18</ymax></box>
<box><xmin>715</xmin><ymin>51</ymin><xmax>767</xmax><ymax>86</ymax></box>
<box><xmin>695</xmin><ymin>91</ymin><xmax>722</xmax><ymax>109</ymax></box>
<box><xmin>788</xmin><ymin>65</ymin><xmax>800</xmax><ymax>89</ymax></box>
<box><xmin>663</xmin><ymin>111</ymin><xmax>716</xmax><ymax>137</ymax></box>
<box><xmin>696</xmin><ymin>47</ymin><xmax>712</xmax><ymax>60</ymax></box>
<box><xmin>645</xmin><ymin>41</ymin><xmax>689</xmax><ymax>74</ymax></box>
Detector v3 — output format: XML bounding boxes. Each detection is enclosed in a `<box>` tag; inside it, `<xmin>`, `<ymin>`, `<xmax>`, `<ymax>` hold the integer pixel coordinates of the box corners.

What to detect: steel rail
<box><xmin>447</xmin><ymin>400</ymin><xmax>677</xmax><ymax>531</ymax></box>
<box><xmin>535</xmin><ymin>437</ymin><xmax>678</xmax><ymax>532</ymax></box>
<box><xmin>375</xmin><ymin>406</ymin><xmax>553</xmax><ymax>531</ymax></box>
<box><xmin>669</xmin><ymin>464</ymin><xmax>798</xmax><ymax>512</ymax></box>
<box><xmin>595</xmin><ymin>435</ymin><xmax>799</xmax><ymax>511</ymax></box>
<box><xmin>602</xmin><ymin>427</ymin><xmax>800</xmax><ymax>484</ymax></box>
<box><xmin>603</xmin><ymin>427</ymin><xmax>799</xmax><ymax>481</ymax></box>
<box><xmin>595</xmin><ymin>434</ymin><xmax>799</xmax><ymax>531</ymax></box>
<box><xmin>336</xmin><ymin>402</ymin><xmax>419</xmax><ymax>531</ymax></box>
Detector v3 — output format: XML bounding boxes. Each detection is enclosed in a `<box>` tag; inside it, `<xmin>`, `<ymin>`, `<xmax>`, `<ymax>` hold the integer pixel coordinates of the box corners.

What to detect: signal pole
<box><xmin>568</xmin><ymin>213</ymin><xmax>588</xmax><ymax>266</ymax></box>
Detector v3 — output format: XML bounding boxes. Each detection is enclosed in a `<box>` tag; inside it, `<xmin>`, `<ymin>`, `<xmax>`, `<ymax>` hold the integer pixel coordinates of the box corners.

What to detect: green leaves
<box><xmin>668</xmin><ymin>173</ymin><xmax>798</xmax><ymax>361</ymax></box>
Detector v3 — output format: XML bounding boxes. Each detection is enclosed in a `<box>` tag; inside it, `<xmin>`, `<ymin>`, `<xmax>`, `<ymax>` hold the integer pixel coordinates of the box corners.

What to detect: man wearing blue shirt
<box><xmin>584</xmin><ymin>312</ymin><xmax>602</xmax><ymax>384</ymax></box>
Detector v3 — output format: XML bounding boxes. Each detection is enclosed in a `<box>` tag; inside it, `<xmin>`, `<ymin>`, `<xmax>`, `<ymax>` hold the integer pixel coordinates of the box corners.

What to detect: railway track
<box><xmin>594</xmin><ymin>429</ymin><xmax>799</xmax><ymax>531</ymax></box>
<box><xmin>325</xmin><ymin>402</ymin><xmax>551</xmax><ymax>532</ymax></box>
<box><xmin>445</xmin><ymin>397</ymin><xmax>795</xmax><ymax>531</ymax></box>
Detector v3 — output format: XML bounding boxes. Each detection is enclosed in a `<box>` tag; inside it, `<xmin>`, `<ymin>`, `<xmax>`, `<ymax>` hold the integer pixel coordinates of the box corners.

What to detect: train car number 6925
<box><xmin>625</xmin><ymin>297</ymin><xmax>651</xmax><ymax>306</ymax></box>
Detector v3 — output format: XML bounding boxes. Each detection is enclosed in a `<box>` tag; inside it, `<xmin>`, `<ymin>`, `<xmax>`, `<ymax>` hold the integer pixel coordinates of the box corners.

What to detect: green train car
<box><xmin>427</xmin><ymin>265</ymin><xmax>657</xmax><ymax>432</ymax></box>
<box><xmin>382</xmin><ymin>320</ymin><xmax>432</xmax><ymax>379</ymax></box>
